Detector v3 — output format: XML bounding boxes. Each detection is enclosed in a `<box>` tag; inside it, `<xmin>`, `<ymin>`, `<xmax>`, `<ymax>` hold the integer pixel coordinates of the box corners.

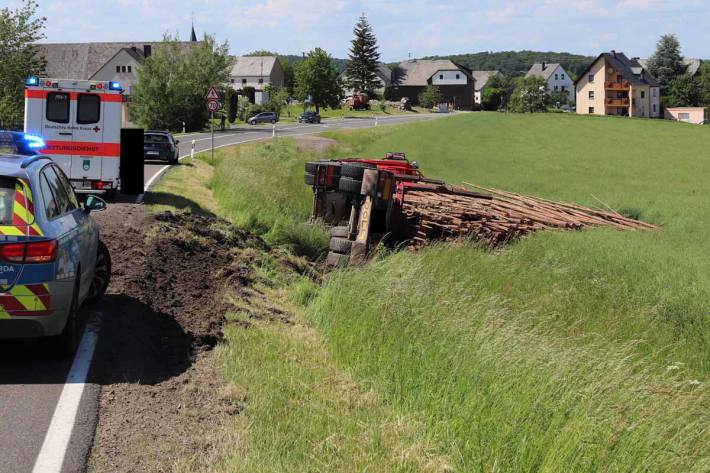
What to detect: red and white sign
<box><xmin>205</xmin><ymin>87</ymin><xmax>224</xmax><ymax>113</ymax></box>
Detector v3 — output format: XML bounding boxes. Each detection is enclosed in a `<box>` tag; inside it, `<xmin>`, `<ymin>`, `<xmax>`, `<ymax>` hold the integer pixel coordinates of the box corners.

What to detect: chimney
<box><xmin>542</xmin><ymin>62</ymin><xmax>546</xmax><ymax>71</ymax></box>
<box><xmin>611</xmin><ymin>50</ymin><xmax>616</xmax><ymax>57</ymax></box>
<box><xmin>143</xmin><ymin>44</ymin><xmax>152</xmax><ymax>58</ymax></box>
<box><xmin>131</xmin><ymin>46</ymin><xmax>137</xmax><ymax>53</ymax></box>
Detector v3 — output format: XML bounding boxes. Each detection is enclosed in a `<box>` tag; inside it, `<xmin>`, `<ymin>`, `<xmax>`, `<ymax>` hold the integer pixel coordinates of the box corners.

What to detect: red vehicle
<box><xmin>304</xmin><ymin>152</ymin><xmax>482</xmax><ymax>266</ymax></box>
<box><xmin>346</xmin><ymin>92</ymin><xmax>370</xmax><ymax>111</ymax></box>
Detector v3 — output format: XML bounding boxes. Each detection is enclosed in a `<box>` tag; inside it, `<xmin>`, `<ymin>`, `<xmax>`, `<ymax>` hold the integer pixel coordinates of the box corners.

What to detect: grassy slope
<box><xmin>314</xmin><ymin>113</ymin><xmax>709</xmax><ymax>471</ymax></box>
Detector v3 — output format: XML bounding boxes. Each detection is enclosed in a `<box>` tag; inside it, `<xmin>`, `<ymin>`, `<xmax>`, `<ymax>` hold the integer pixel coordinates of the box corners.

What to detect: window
<box><xmin>653</xmin><ymin>104</ymin><xmax>657</xmax><ymax>113</ymax></box>
<box><xmin>652</xmin><ymin>88</ymin><xmax>657</xmax><ymax>97</ymax></box>
<box><xmin>77</xmin><ymin>94</ymin><xmax>101</xmax><ymax>124</ymax></box>
<box><xmin>230</xmin><ymin>78</ymin><xmax>235</xmax><ymax>83</ymax></box>
<box><xmin>589</xmin><ymin>107</ymin><xmax>595</xmax><ymax>114</ymax></box>
<box><xmin>588</xmin><ymin>91</ymin><xmax>595</xmax><ymax>100</ymax></box>
<box><xmin>554</xmin><ymin>85</ymin><xmax>559</xmax><ymax>91</ymax></box>
<box><xmin>456</xmin><ymin>73</ymin><xmax>460</xmax><ymax>79</ymax></box>
<box><xmin>127</xmin><ymin>65</ymin><xmax>132</xmax><ymax>73</ymax></box>
<box><xmin>588</xmin><ymin>74</ymin><xmax>594</xmax><ymax>83</ymax></box>
<box><xmin>121</xmin><ymin>66</ymin><xmax>126</xmax><ymax>73</ymax></box>
<box><xmin>52</xmin><ymin>165</ymin><xmax>79</xmax><ymax>210</ymax></box>
<box><xmin>555</xmin><ymin>74</ymin><xmax>558</xmax><ymax>80</ymax></box>
<box><xmin>679</xmin><ymin>112</ymin><xmax>690</xmax><ymax>120</ymax></box>
<box><xmin>258</xmin><ymin>78</ymin><xmax>264</xmax><ymax>84</ymax></box>
<box><xmin>116</xmin><ymin>65</ymin><xmax>120</xmax><ymax>73</ymax></box>
<box><xmin>439</xmin><ymin>74</ymin><xmax>443</xmax><ymax>80</ymax></box>
<box><xmin>241</xmin><ymin>78</ymin><xmax>247</xmax><ymax>85</ymax></box>
<box><xmin>641</xmin><ymin>91</ymin><xmax>645</xmax><ymax>99</ymax></box>
<box><xmin>0</xmin><ymin>177</ymin><xmax>19</xmax><ymax>225</ymax></box>
<box><xmin>561</xmin><ymin>85</ymin><xmax>566</xmax><ymax>91</ymax></box>
<box><xmin>40</xmin><ymin>166</ymin><xmax>73</xmax><ymax>218</ymax></box>
<box><xmin>46</xmin><ymin>93</ymin><xmax>70</xmax><ymax>124</ymax></box>
<box><xmin>561</xmin><ymin>73</ymin><xmax>565</xmax><ymax>80</ymax></box>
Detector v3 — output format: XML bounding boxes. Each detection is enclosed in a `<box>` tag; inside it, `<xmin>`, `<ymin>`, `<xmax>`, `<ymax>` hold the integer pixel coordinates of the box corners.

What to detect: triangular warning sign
<box><xmin>206</xmin><ymin>87</ymin><xmax>220</xmax><ymax>100</ymax></box>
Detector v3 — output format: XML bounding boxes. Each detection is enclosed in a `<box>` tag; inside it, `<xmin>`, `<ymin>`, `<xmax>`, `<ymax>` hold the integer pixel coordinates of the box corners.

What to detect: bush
<box><xmin>418</xmin><ymin>85</ymin><xmax>441</xmax><ymax>109</ymax></box>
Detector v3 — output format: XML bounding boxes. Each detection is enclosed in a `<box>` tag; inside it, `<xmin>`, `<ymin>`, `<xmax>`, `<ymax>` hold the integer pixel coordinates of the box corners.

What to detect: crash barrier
<box><xmin>120</xmin><ymin>128</ymin><xmax>145</xmax><ymax>194</ymax></box>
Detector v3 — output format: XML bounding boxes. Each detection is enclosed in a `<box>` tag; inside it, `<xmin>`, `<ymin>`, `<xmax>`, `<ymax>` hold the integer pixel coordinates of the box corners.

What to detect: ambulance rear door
<box><xmin>35</xmin><ymin>88</ymin><xmax>74</xmax><ymax>176</ymax></box>
<box><xmin>70</xmin><ymin>90</ymin><xmax>104</xmax><ymax>184</ymax></box>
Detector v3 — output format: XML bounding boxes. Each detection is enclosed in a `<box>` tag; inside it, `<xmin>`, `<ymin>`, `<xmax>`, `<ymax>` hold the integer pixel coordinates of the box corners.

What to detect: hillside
<box><xmin>417</xmin><ymin>50</ymin><xmax>595</xmax><ymax>77</ymax></box>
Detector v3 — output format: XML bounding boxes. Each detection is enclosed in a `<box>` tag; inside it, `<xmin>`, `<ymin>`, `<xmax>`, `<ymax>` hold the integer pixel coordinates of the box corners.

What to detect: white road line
<box><xmin>32</xmin><ymin>313</ymin><xmax>102</xmax><ymax>473</ymax></box>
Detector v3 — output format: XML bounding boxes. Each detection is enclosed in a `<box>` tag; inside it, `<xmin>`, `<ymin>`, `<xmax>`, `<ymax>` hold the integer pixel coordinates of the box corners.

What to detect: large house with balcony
<box><xmin>390</xmin><ymin>59</ymin><xmax>476</xmax><ymax>110</ymax></box>
<box><xmin>229</xmin><ymin>56</ymin><xmax>285</xmax><ymax>104</ymax></box>
<box><xmin>525</xmin><ymin>63</ymin><xmax>574</xmax><ymax>102</ymax></box>
<box><xmin>574</xmin><ymin>51</ymin><xmax>660</xmax><ymax>118</ymax></box>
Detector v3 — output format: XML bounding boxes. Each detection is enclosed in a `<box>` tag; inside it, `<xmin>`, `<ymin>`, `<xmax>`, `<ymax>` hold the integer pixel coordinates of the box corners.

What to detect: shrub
<box><xmin>418</xmin><ymin>85</ymin><xmax>441</xmax><ymax>109</ymax></box>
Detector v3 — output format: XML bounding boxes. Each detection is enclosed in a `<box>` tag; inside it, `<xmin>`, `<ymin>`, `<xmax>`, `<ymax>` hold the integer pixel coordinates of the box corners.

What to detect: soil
<box><xmin>293</xmin><ymin>134</ymin><xmax>337</xmax><ymax>153</ymax></box>
<box><xmin>87</xmin><ymin>203</ymin><xmax>264</xmax><ymax>472</ymax></box>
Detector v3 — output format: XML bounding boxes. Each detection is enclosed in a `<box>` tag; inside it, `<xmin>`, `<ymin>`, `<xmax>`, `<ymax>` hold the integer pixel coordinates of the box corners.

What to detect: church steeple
<box><xmin>190</xmin><ymin>14</ymin><xmax>197</xmax><ymax>42</ymax></box>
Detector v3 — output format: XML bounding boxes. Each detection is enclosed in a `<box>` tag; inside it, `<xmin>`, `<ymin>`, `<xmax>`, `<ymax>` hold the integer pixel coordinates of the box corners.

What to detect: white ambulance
<box><xmin>24</xmin><ymin>76</ymin><xmax>123</xmax><ymax>195</ymax></box>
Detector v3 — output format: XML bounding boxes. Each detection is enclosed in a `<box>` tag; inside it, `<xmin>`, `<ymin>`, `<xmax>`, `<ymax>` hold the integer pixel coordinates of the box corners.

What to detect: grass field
<box><xmin>156</xmin><ymin>112</ymin><xmax>709</xmax><ymax>472</ymax></box>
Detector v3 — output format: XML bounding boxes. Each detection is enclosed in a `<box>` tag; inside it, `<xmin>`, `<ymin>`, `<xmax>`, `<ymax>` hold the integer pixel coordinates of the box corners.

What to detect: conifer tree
<box><xmin>344</xmin><ymin>14</ymin><xmax>381</xmax><ymax>95</ymax></box>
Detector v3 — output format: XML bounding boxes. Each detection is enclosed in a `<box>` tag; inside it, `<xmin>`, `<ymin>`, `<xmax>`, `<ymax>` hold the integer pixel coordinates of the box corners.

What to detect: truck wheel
<box><xmin>330</xmin><ymin>237</ymin><xmax>352</xmax><ymax>254</ymax></box>
<box><xmin>340</xmin><ymin>163</ymin><xmax>373</xmax><ymax>179</ymax></box>
<box><xmin>304</xmin><ymin>173</ymin><xmax>315</xmax><ymax>186</ymax></box>
<box><xmin>52</xmin><ymin>276</ymin><xmax>79</xmax><ymax>359</ymax></box>
<box><xmin>338</xmin><ymin>177</ymin><xmax>363</xmax><ymax>194</ymax></box>
<box><xmin>326</xmin><ymin>251</ymin><xmax>349</xmax><ymax>267</ymax></box>
<box><xmin>330</xmin><ymin>226</ymin><xmax>349</xmax><ymax>238</ymax></box>
<box><xmin>85</xmin><ymin>240</ymin><xmax>111</xmax><ymax>305</ymax></box>
<box><xmin>305</xmin><ymin>161</ymin><xmax>319</xmax><ymax>174</ymax></box>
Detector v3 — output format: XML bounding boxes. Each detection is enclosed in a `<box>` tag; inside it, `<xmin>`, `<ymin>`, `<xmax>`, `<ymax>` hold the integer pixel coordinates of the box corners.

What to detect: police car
<box><xmin>0</xmin><ymin>147</ymin><xmax>111</xmax><ymax>356</ymax></box>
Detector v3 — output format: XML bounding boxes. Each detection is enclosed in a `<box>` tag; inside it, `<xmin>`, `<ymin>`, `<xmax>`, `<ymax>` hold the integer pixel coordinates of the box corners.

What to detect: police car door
<box><xmin>70</xmin><ymin>92</ymin><xmax>103</xmax><ymax>184</ymax></box>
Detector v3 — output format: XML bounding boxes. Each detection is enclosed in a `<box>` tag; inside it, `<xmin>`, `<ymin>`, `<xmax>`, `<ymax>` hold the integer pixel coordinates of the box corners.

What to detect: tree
<box><xmin>0</xmin><ymin>0</ymin><xmax>46</xmax><ymax>129</ymax></box>
<box><xmin>697</xmin><ymin>62</ymin><xmax>710</xmax><ymax>106</ymax></box>
<box><xmin>482</xmin><ymin>75</ymin><xmax>514</xmax><ymax>111</ymax></box>
<box><xmin>549</xmin><ymin>90</ymin><xmax>570</xmax><ymax>107</ymax></box>
<box><xmin>509</xmin><ymin>76</ymin><xmax>549</xmax><ymax>113</ymax></box>
<box><xmin>264</xmin><ymin>84</ymin><xmax>289</xmax><ymax>114</ymax></box>
<box><xmin>666</xmin><ymin>75</ymin><xmax>701</xmax><ymax>107</ymax></box>
<box><xmin>418</xmin><ymin>85</ymin><xmax>441</xmax><ymax>108</ymax></box>
<box><xmin>294</xmin><ymin>48</ymin><xmax>341</xmax><ymax>113</ymax></box>
<box><xmin>647</xmin><ymin>34</ymin><xmax>685</xmax><ymax>93</ymax></box>
<box><xmin>130</xmin><ymin>34</ymin><xmax>231</xmax><ymax>131</ymax></box>
<box><xmin>343</xmin><ymin>14</ymin><xmax>381</xmax><ymax>95</ymax></box>
<box><xmin>225</xmin><ymin>88</ymin><xmax>238</xmax><ymax>123</ymax></box>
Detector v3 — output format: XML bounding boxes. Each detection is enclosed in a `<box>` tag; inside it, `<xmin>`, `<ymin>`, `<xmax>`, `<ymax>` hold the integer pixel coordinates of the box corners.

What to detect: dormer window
<box><xmin>439</xmin><ymin>74</ymin><xmax>443</xmax><ymax>80</ymax></box>
<box><xmin>456</xmin><ymin>74</ymin><xmax>460</xmax><ymax>79</ymax></box>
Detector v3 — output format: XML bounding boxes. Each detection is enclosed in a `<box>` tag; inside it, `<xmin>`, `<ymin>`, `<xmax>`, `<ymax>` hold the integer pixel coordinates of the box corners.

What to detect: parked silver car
<box><xmin>248</xmin><ymin>111</ymin><xmax>279</xmax><ymax>125</ymax></box>
<box><xmin>0</xmin><ymin>154</ymin><xmax>110</xmax><ymax>357</ymax></box>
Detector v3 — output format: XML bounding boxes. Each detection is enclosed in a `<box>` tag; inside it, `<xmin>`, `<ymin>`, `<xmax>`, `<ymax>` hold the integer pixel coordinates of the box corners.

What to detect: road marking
<box><xmin>32</xmin><ymin>313</ymin><xmax>102</xmax><ymax>473</ymax></box>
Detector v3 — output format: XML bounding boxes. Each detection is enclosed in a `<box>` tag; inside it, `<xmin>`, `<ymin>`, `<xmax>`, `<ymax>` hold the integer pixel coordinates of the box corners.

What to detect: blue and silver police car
<box><xmin>0</xmin><ymin>131</ymin><xmax>111</xmax><ymax>356</ymax></box>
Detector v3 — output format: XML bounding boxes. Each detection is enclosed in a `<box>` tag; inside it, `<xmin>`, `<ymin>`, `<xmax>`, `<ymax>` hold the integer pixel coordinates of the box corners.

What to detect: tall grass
<box><xmin>208</xmin><ymin>139</ymin><xmax>328</xmax><ymax>258</ymax></box>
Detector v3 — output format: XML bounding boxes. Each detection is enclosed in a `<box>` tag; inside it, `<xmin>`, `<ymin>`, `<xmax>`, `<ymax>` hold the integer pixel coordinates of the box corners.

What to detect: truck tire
<box><xmin>330</xmin><ymin>226</ymin><xmax>349</xmax><ymax>238</ymax></box>
<box><xmin>85</xmin><ymin>240</ymin><xmax>111</xmax><ymax>305</ymax></box>
<box><xmin>340</xmin><ymin>163</ymin><xmax>373</xmax><ymax>179</ymax></box>
<box><xmin>329</xmin><ymin>237</ymin><xmax>352</xmax><ymax>253</ymax></box>
<box><xmin>304</xmin><ymin>173</ymin><xmax>315</xmax><ymax>186</ymax></box>
<box><xmin>326</xmin><ymin>251</ymin><xmax>349</xmax><ymax>267</ymax></box>
<box><xmin>338</xmin><ymin>177</ymin><xmax>363</xmax><ymax>194</ymax></box>
<box><xmin>305</xmin><ymin>161</ymin><xmax>319</xmax><ymax>174</ymax></box>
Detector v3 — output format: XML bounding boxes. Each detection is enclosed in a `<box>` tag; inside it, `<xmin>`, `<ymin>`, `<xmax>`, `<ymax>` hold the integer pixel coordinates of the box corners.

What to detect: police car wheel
<box><xmin>86</xmin><ymin>240</ymin><xmax>111</xmax><ymax>305</ymax></box>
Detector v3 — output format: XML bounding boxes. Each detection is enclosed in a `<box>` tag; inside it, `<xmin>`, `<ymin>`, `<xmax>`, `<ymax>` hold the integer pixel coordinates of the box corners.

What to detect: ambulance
<box><xmin>24</xmin><ymin>76</ymin><xmax>123</xmax><ymax>195</ymax></box>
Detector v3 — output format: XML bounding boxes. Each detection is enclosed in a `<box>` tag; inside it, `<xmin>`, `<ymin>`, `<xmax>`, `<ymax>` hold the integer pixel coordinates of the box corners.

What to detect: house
<box><xmin>525</xmin><ymin>63</ymin><xmax>574</xmax><ymax>102</ymax></box>
<box><xmin>340</xmin><ymin>62</ymin><xmax>392</xmax><ymax>97</ymax></box>
<box><xmin>390</xmin><ymin>59</ymin><xmax>476</xmax><ymax>110</ymax></box>
<box><xmin>574</xmin><ymin>51</ymin><xmax>660</xmax><ymax>118</ymax></box>
<box><xmin>638</xmin><ymin>58</ymin><xmax>703</xmax><ymax>77</ymax></box>
<box><xmin>37</xmin><ymin>38</ymin><xmax>200</xmax><ymax>125</ymax></box>
<box><xmin>229</xmin><ymin>56</ymin><xmax>285</xmax><ymax>104</ymax></box>
<box><xmin>471</xmin><ymin>70</ymin><xmax>502</xmax><ymax>105</ymax></box>
<box><xmin>664</xmin><ymin>107</ymin><xmax>706</xmax><ymax>124</ymax></box>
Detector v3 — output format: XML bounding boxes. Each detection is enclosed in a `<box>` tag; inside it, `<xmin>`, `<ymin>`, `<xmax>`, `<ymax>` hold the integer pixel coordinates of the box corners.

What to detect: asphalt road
<box><xmin>0</xmin><ymin>111</ymin><xmax>447</xmax><ymax>473</ymax></box>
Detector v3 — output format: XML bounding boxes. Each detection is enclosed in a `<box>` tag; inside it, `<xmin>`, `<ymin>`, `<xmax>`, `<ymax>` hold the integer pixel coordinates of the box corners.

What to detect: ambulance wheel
<box><xmin>53</xmin><ymin>277</ymin><xmax>79</xmax><ymax>358</ymax></box>
<box><xmin>86</xmin><ymin>240</ymin><xmax>111</xmax><ymax>305</ymax></box>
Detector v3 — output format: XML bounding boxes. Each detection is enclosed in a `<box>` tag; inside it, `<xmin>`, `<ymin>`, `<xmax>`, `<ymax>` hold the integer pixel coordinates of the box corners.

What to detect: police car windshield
<box><xmin>145</xmin><ymin>134</ymin><xmax>169</xmax><ymax>143</ymax></box>
<box><xmin>0</xmin><ymin>177</ymin><xmax>17</xmax><ymax>226</ymax></box>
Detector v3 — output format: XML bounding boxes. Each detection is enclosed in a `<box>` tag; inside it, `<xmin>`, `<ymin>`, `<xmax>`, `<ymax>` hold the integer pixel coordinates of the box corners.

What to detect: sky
<box><xmin>12</xmin><ymin>0</ymin><xmax>710</xmax><ymax>61</ymax></box>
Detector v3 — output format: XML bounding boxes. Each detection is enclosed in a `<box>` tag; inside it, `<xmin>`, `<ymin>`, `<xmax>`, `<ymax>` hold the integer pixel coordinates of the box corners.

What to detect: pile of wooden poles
<box><xmin>401</xmin><ymin>184</ymin><xmax>657</xmax><ymax>247</ymax></box>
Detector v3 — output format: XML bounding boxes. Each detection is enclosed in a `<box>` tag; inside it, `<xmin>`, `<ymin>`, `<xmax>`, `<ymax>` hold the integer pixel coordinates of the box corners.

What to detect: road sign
<box><xmin>206</xmin><ymin>87</ymin><xmax>220</xmax><ymax>100</ymax></box>
<box><xmin>206</xmin><ymin>99</ymin><xmax>222</xmax><ymax>112</ymax></box>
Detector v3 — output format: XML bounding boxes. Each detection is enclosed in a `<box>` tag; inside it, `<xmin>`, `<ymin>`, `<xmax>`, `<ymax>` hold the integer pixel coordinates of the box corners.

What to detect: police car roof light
<box><xmin>25</xmin><ymin>76</ymin><xmax>39</xmax><ymax>86</ymax></box>
<box><xmin>20</xmin><ymin>155</ymin><xmax>52</xmax><ymax>169</ymax></box>
<box><xmin>108</xmin><ymin>81</ymin><xmax>122</xmax><ymax>91</ymax></box>
<box><xmin>23</xmin><ymin>134</ymin><xmax>45</xmax><ymax>149</ymax></box>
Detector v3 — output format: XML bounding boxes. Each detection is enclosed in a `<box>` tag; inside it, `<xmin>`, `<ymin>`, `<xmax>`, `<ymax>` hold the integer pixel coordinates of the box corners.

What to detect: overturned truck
<box><xmin>304</xmin><ymin>153</ymin><xmax>656</xmax><ymax>266</ymax></box>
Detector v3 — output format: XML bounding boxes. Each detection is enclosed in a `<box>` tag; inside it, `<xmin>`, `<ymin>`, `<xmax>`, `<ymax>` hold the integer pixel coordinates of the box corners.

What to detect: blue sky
<box><xmin>17</xmin><ymin>0</ymin><xmax>710</xmax><ymax>61</ymax></box>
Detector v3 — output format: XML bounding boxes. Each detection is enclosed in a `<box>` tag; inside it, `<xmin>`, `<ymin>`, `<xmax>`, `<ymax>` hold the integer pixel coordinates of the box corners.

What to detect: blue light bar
<box><xmin>25</xmin><ymin>76</ymin><xmax>39</xmax><ymax>86</ymax></box>
<box><xmin>108</xmin><ymin>81</ymin><xmax>122</xmax><ymax>91</ymax></box>
<box><xmin>23</xmin><ymin>134</ymin><xmax>46</xmax><ymax>149</ymax></box>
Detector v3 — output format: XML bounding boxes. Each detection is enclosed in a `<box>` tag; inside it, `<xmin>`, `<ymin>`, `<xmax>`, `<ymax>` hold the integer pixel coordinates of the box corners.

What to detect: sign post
<box><xmin>205</xmin><ymin>86</ymin><xmax>224</xmax><ymax>164</ymax></box>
